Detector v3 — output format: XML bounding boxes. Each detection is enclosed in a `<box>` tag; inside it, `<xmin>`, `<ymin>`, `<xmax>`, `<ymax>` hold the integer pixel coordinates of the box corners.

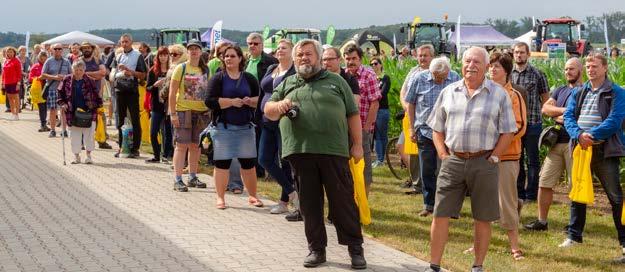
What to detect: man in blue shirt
<box><xmin>405</xmin><ymin>56</ymin><xmax>460</xmax><ymax>217</ymax></box>
<box><xmin>562</xmin><ymin>53</ymin><xmax>625</xmax><ymax>264</ymax></box>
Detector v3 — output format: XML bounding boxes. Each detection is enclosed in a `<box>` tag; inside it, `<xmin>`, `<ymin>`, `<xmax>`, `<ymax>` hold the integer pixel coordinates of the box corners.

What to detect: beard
<box><xmin>567</xmin><ymin>76</ymin><xmax>580</xmax><ymax>84</ymax></box>
<box><xmin>515</xmin><ymin>59</ymin><xmax>527</xmax><ymax>65</ymax></box>
<box><xmin>82</xmin><ymin>51</ymin><xmax>92</xmax><ymax>58</ymax></box>
<box><xmin>296</xmin><ymin>63</ymin><xmax>321</xmax><ymax>79</ymax></box>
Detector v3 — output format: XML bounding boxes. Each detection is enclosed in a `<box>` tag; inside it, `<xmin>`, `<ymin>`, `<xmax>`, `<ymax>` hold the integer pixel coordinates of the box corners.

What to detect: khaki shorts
<box><xmin>174</xmin><ymin>111</ymin><xmax>209</xmax><ymax>144</ymax></box>
<box><xmin>539</xmin><ymin>143</ymin><xmax>571</xmax><ymax>188</ymax></box>
<box><xmin>433</xmin><ymin>154</ymin><xmax>500</xmax><ymax>221</ymax></box>
<box><xmin>498</xmin><ymin>161</ymin><xmax>520</xmax><ymax>230</ymax></box>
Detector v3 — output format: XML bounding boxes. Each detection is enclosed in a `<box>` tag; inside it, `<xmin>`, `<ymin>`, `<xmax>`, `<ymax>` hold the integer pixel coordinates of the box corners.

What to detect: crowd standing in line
<box><xmin>4</xmin><ymin>31</ymin><xmax>625</xmax><ymax>271</ymax></box>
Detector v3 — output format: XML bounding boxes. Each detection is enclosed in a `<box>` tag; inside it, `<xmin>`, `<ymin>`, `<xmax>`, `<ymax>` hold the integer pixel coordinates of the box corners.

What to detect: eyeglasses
<box><xmin>169</xmin><ymin>53</ymin><xmax>180</xmax><ymax>57</ymax></box>
<box><xmin>247</xmin><ymin>42</ymin><xmax>260</xmax><ymax>46</ymax></box>
<box><xmin>370</xmin><ymin>62</ymin><xmax>380</xmax><ymax>66</ymax></box>
<box><xmin>53</xmin><ymin>48</ymin><xmax>63</xmax><ymax>51</ymax></box>
<box><xmin>224</xmin><ymin>54</ymin><xmax>238</xmax><ymax>58</ymax></box>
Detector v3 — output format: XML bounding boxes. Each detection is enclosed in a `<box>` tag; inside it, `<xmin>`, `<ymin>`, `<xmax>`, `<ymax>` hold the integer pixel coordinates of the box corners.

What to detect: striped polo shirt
<box><xmin>578</xmin><ymin>90</ymin><xmax>603</xmax><ymax>131</ymax></box>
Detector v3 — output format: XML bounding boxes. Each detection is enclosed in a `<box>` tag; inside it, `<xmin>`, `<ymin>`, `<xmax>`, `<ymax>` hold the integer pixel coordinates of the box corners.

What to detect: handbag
<box><xmin>71</xmin><ymin>82</ymin><xmax>93</xmax><ymax>128</ymax></box>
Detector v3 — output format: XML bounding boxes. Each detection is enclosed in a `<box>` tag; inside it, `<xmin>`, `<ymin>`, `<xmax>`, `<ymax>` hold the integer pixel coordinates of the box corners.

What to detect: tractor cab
<box><xmin>533</xmin><ymin>19</ymin><xmax>591</xmax><ymax>56</ymax></box>
<box><xmin>264</xmin><ymin>28</ymin><xmax>321</xmax><ymax>53</ymax></box>
<box><xmin>152</xmin><ymin>29</ymin><xmax>204</xmax><ymax>49</ymax></box>
<box><xmin>400</xmin><ymin>22</ymin><xmax>456</xmax><ymax>57</ymax></box>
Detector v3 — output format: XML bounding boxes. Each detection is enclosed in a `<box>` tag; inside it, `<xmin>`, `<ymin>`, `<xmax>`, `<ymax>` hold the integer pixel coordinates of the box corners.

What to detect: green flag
<box><xmin>326</xmin><ymin>25</ymin><xmax>336</xmax><ymax>45</ymax></box>
<box><xmin>176</xmin><ymin>33</ymin><xmax>184</xmax><ymax>44</ymax></box>
<box><xmin>262</xmin><ymin>25</ymin><xmax>271</xmax><ymax>40</ymax></box>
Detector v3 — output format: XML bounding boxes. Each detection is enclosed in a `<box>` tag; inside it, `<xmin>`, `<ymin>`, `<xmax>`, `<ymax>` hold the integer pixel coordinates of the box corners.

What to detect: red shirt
<box><xmin>350</xmin><ymin>65</ymin><xmax>382</xmax><ymax>132</ymax></box>
<box><xmin>29</xmin><ymin>62</ymin><xmax>44</xmax><ymax>83</ymax></box>
<box><xmin>2</xmin><ymin>57</ymin><xmax>22</xmax><ymax>85</ymax></box>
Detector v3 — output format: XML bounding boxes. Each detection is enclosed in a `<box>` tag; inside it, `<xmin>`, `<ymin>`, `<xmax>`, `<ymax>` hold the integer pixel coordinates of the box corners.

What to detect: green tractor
<box><xmin>152</xmin><ymin>28</ymin><xmax>205</xmax><ymax>48</ymax></box>
<box><xmin>263</xmin><ymin>28</ymin><xmax>322</xmax><ymax>53</ymax></box>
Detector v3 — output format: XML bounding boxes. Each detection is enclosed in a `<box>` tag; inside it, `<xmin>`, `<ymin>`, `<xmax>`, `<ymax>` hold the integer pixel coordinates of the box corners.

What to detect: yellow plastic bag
<box><xmin>30</xmin><ymin>77</ymin><xmax>46</xmax><ymax>105</ymax></box>
<box><xmin>94</xmin><ymin>108</ymin><xmax>106</xmax><ymax>143</ymax></box>
<box><xmin>569</xmin><ymin>145</ymin><xmax>594</xmax><ymax>205</ymax></box>
<box><xmin>138</xmin><ymin>84</ymin><xmax>151</xmax><ymax>144</ymax></box>
<box><xmin>622</xmin><ymin>203</ymin><xmax>625</xmax><ymax>225</ymax></box>
<box><xmin>0</xmin><ymin>90</ymin><xmax>5</xmax><ymax>104</ymax></box>
<box><xmin>350</xmin><ymin>158</ymin><xmax>371</xmax><ymax>225</ymax></box>
<box><xmin>401</xmin><ymin>115</ymin><xmax>418</xmax><ymax>155</ymax></box>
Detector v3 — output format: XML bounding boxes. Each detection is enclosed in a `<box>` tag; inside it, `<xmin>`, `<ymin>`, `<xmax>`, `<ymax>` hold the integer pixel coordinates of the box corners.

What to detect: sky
<box><xmin>5</xmin><ymin>0</ymin><xmax>623</xmax><ymax>34</ymax></box>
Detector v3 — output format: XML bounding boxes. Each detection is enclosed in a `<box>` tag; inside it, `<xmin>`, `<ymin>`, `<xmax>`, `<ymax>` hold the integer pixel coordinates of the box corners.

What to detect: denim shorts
<box><xmin>209</xmin><ymin>122</ymin><xmax>256</xmax><ymax>160</ymax></box>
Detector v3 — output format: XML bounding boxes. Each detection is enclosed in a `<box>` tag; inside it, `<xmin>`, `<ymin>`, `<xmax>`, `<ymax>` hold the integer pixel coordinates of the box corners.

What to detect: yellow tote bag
<box><xmin>622</xmin><ymin>203</ymin><xmax>625</xmax><ymax>225</ymax></box>
<box><xmin>30</xmin><ymin>77</ymin><xmax>46</xmax><ymax>106</ymax></box>
<box><xmin>0</xmin><ymin>90</ymin><xmax>5</xmax><ymax>104</ymax></box>
<box><xmin>350</xmin><ymin>158</ymin><xmax>371</xmax><ymax>225</ymax></box>
<box><xmin>94</xmin><ymin>108</ymin><xmax>106</xmax><ymax>143</ymax></box>
<box><xmin>138</xmin><ymin>84</ymin><xmax>151</xmax><ymax>144</ymax></box>
<box><xmin>402</xmin><ymin>115</ymin><xmax>418</xmax><ymax>155</ymax></box>
<box><xmin>569</xmin><ymin>145</ymin><xmax>594</xmax><ymax>205</ymax></box>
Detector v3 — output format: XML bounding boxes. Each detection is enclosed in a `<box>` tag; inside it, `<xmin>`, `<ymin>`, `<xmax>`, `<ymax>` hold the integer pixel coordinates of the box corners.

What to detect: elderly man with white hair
<box><xmin>424</xmin><ymin>47</ymin><xmax>517</xmax><ymax>272</ymax></box>
<box><xmin>405</xmin><ymin>56</ymin><xmax>460</xmax><ymax>217</ymax></box>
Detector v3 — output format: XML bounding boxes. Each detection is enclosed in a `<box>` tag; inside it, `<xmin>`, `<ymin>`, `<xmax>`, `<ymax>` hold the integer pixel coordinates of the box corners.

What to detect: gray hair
<box><xmin>72</xmin><ymin>60</ymin><xmax>86</xmax><ymax>71</ymax></box>
<box><xmin>417</xmin><ymin>44</ymin><xmax>435</xmax><ymax>56</ymax></box>
<box><xmin>247</xmin><ymin>32</ymin><xmax>263</xmax><ymax>42</ymax></box>
<box><xmin>429</xmin><ymin>56</ymin><xmax>451</xmax><ymax>73</ymax></box>
<box><xmin>292</xmin><ymin>39</ymin><xmax>323</xmax><ymax>63</ymax></box>
<box><xmin>120</xmin><ymin>33</ymin><xmax>133</xmax><ymax>41</ymax></box>
<box><xmin>462</xmin><ymin>46</ymin><xmax>489</xmax><ymax>64</ymax></box>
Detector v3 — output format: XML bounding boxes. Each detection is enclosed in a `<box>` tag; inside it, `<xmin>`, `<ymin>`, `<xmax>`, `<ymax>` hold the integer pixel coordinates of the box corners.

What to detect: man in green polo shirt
<box><xmin>265</xmin><ymin>39</ymin><xmax>366</xmax><ymax>270</ymax></box>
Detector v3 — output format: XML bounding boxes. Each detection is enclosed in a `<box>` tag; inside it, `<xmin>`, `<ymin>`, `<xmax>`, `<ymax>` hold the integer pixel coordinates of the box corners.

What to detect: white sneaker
<box><xmin>84</xmin><ymin>156</ymin><xmax>93</xmax><ymax>164</ymax></box>
<box><xmin>13</xmin><ymin>115</ymin><xmax>19</xmax><ymax>121</ymax></box>
<box><xmin>71</xmin><ymin>154</ymin><xmax>81</xmax><ymax>164</ymax></box>
<box><xmin>558</xmin><ymin>238</ymin><xmax>580</xmax><ymax>248</ymax></box>
<box><xmin>270</xmin><ymin>203</ymin><xmax>289</xmax><ymax>214</ymax></box>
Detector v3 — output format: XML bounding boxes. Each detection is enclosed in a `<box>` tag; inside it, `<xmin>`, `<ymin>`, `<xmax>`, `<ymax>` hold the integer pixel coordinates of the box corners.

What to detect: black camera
<box><xmin>285</xmin><ymin>105</ymin><xmax>300</xmax><ymax>120</ymax></box>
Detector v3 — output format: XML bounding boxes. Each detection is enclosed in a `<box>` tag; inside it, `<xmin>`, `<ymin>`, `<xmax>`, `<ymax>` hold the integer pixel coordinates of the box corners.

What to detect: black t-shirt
<box><xmin>378</xmin><ymin>74</ymin><xmax>390</xmax><ymax>109</ymax></box>
<box><xmin>551</xmin><ymin>85</ymin><xmax>575</xmax><ymax>143</ymax></box>
<box><xmin>340</xmin><ymin>69</ymin><xmax>360</xmax><ymax>95</ymax></box>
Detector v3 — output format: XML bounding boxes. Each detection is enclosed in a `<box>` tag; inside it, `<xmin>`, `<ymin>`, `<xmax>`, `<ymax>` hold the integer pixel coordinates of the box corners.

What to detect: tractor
<box><xmin>533</xmin><ymin>18</ymin><xmax>592</xmax><ymax>57</ymax></box>
<box><xmin>152</xmin><ymin>28</ymin><xmax>205</xmax><ymax>49</ymax></box>
<box><xmin>400</xmin><ymin>22</ymin><xmax>456</xmax><ymax>58</ymax></box>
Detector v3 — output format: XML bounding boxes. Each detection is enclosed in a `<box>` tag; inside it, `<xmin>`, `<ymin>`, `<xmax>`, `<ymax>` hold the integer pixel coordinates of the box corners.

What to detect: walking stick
<box><xmin>60</xmin><ymin>108</ymin><xmax>67</xmax><ymax>166</ymax></box>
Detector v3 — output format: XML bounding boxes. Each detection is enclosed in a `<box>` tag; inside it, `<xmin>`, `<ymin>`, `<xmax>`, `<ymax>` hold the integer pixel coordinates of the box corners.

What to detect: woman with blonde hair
<box><xmin>2</xmin><ymin>46</ymin><xmax>22</xmax><ymax>120</ymax></box>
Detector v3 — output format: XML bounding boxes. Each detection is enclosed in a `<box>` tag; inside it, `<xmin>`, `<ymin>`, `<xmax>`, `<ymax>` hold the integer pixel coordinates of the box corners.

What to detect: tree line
<box><xmin>1</xmin><ymin>11</ymin><xmax>623</xmax><ymax>49</ymax></box>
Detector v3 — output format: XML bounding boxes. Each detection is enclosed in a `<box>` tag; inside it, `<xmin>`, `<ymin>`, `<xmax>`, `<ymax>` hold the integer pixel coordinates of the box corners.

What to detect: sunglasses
<box><xmin>169</xmin><ymin>53</ymin><xmax>181</xmax><ymax>57</ymax></box>
<box><xmin>247</xmin><ymin>42</ymin><xmax>260</xmax><ymax>46</ymax></box>
<box><xmin>53</xmin><ymin>48</ymin><xmax>63</xmax><ymax>51</ymax></box>
<box><xmin>370</xmin><ymin>62</ymin><xmax>380</xmax><ymax>66</ymax></box>
<box><xmin>224</xmin><ymin>54</ymin><xmax>238</xmax><ymax>58</ymax></box>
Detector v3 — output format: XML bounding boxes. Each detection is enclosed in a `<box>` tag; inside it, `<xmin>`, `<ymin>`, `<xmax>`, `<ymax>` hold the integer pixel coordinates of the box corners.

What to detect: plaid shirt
<box><xmin>511</xmin><ymin>64</ymin><xmax>549</xmax><ymax>124</ymax></box>
<box><xmin>427</xmin><ymin>79</ymin><xmax>517</xmax><ymax>153</ymax></box>
<box><xmin>351</xmin><ymin>65</ymin><xmax>382</xmax><ymax>131</ymax></box>
<box><xmin>405</xmin><ymin>70</ymin><xmax>461</xmax><ymax>139</ymax></box>
<box><xmin>57</xmin><ymin>75</ymin><xmax>103</xmax><ymax>126</ymax></box>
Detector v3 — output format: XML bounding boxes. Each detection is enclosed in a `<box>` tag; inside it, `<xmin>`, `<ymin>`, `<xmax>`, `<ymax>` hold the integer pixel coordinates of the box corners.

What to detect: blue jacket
<box><xmin>564</xmin><ymin>80</ymin><xmax>625</xmax><ymax>158</ymax></box>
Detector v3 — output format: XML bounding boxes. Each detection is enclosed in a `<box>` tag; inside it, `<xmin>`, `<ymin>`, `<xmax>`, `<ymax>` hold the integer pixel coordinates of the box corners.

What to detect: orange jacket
<box><xmin>501</xmin><ymin>82</ymin><xmax>527</xmax><ymax>161</ymax></box>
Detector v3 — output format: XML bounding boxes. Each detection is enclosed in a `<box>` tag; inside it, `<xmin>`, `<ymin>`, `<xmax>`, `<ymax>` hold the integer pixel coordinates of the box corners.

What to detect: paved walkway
<box><xmin>0</xmin><ymin>110</ymin><xmax>430</xmax><ymax>272</ymax></box>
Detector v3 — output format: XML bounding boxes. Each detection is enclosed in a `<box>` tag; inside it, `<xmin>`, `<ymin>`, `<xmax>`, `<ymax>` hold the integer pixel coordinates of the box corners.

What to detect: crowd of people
<box><xmin>2</xmin><ymin>33</ymin><xmax>625</xmax><ymax>271</ymax></box>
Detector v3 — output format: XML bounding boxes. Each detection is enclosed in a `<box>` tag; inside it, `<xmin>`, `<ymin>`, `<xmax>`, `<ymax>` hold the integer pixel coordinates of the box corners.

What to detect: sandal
<box><xmin>248</xmin><ymin>198</ymin><xmax>264</xmax><ymax>207</ymax></box>
<box><xmin>232</xmin><ymin>188</ymin><xmax>243</xmax><ymax>194</ymax></box>
<box><xmin>216</xmin><ymin>200</ymin><xmax>227</xmax><ymax>210</ymax></box>
<box><xmin>463</xmin><ymin>247</ymin><xmax>474</xmax><ymax>255</ymax></box>
<box><xmin>511</xmin><ymin>249</ymin><xmax>524</xmax><ymax>260</ymax></box>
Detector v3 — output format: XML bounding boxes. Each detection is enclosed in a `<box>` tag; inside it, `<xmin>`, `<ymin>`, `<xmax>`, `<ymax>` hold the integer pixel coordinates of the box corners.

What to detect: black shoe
<box><xmin>348</xmin><ymin>245</ymin><xmax>367</xmax><ymax>270</ymax></box>
<box><xmin>145</xmin><ymin>157</ymin><xmax>160</xmax><ymax>163</ymax></box>
<box><xmin>173</xmin><ymin>180</ymin><xmax>188</xmax><ymax>192</ymax></box>
<box><xmin>38</xmin><ymin>126</ymin><xmax>48</xmax><ymax>132</ymax></box>
<box><xmin>127</xmin><ymin>151</ymin><xmax>140</xmax><ymax>158</ymax></box>
<box><xmin>114</xmin><ymin>151</ymin><xmax>120</xmax><ymax>158</ymax></box>
<box><xmin>400</xmin><ymin>179</ymin><xmax>413</xmax><ymax>188</ymax></box>
<box><xmin>303</xmin><ymin>249</ymin><xmax>326</xmax><ymax>268</ymax></box>
<box><xmin>98</xmin><ymin>142</ymin><xmax>113</xmax><ymax>149</ymax></box>
<box><xmin>405</xmin><ymin>188</ymin><xmax>423</xmax><ymax>195</ymax></box>
<box><xmin>524</xmin><ymin>220</ymin><xmax>548</xmax><ymax>231</ymax></box>
<box><xmin>4</xmin><ymin>109</ymin><xmax>9</xmax><ymax>113</ymax></box>
<box><xmin>285</xmin><ymin>210</ymin><xmax>303</xmax><ymax>222</ymax></box>
<box><xmin>187</xmin><ymin>177</ymin><xmax>206</xmax><ymax>188</ymax></box>
<box><xmin>48</xmin><ymin>130</ymin><xmax>56</xmax><ymax>138</ymax></box>
<box><xmin>61</xmin><ymin>131</ymin><xmax>68</xmax><ymax>138</ymax></box>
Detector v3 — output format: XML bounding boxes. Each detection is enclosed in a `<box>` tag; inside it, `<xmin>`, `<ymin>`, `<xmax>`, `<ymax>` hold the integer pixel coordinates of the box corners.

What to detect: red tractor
<box><xmin>533</xmin><ymin>18</ymin><xmax>592</xmax><ymax>57</ymax></box>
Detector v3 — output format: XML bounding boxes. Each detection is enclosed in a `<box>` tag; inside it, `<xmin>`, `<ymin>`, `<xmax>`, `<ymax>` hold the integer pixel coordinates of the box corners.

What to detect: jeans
<box><xmin>259</xmin><ymin>122</ymin><xmax>294</xmax><ymax>203</ymax></box>
<box><xmin>227</xmin><ymin>159</ymin><xmax>244</xmax><ymax>191</ymax></box>
<box><xmin>417</xmin><ymin>131</ymin><xmax>440</xmax><ymax>211</ymax></box>
<box><xmin>517</xmin><ymin>122</ymin><xmax>542</xmax><ymax>200</ymax></box>
<box><xmin>374</xmin><ymin>109</ymin><xmax>390</xmax><ymax>163</ymax></box>
<box><xmin>362</xmin><ymin>130</ymin><xmax>373</xmax><ymax>189</ymax></box>
<box><xmin>150</xmin><ymin>111</ymin><xmax>173</xmax><ymax>159</ymax></box>
<box><xmin>115</xmin><ymin>91</ymin><xmax>141</xmax><ymax>153</ymax></box>
<box><xmin>567</xmin><ymin>145</ymin><xmax>625</xmax><ymax>246</ymax></box>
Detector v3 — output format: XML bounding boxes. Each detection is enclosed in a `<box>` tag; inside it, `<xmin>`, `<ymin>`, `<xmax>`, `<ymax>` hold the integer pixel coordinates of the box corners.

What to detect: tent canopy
<box><xmin>340</xmin><ymin>29</ymin><xmax>394</xmax><ymax>55</ymax></box>
<box><xmin>450</xmin><ymin>25</ymin><xmax>515</xmax><ymax>47</ymax></box>
<box><xmin>42</xmin><ymin>31</ymin><xmax>114</xmax><ymax>47</ymax></box>
<box><xmin>515</xmin><ymin>30</ymin><xmax>536</xmax><ymax>47</ymax></box>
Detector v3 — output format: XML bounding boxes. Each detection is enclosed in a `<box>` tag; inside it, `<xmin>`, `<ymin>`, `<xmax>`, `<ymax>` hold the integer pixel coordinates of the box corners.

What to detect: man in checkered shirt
<box><xmin>511</xmin><ymin>42</ymin><xmax>550</xmax><ymax>204</ymax></box>
<box><xmin>344</xmin><ymin>44</ymin><xmax>382</xmax><ymax>196</ymax></box>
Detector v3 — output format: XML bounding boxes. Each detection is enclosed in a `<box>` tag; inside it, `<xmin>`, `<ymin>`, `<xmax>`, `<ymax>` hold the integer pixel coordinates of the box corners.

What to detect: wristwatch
<box><xmin>489</xmin><ymin>155</ymin><xmax>500</xmax><ymax>163</ymax></box>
